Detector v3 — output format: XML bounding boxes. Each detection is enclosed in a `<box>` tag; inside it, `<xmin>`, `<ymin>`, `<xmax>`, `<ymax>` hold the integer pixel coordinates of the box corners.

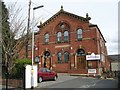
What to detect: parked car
<box><xmin>37</xmin><ymin>68</ymin><xmax>58</xmax><ymax>83</ymax></box>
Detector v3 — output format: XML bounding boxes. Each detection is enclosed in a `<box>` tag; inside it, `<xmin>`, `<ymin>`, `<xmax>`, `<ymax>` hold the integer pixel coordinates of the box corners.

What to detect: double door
<box><xmin>77</xmin><ymin>56</ymin><xmax>86</xmax><ymax>69</ymax></box>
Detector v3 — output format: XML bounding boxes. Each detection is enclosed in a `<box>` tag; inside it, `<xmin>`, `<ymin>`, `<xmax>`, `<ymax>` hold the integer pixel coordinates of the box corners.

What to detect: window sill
<box><xmin>56</xmin><ymin>61</ymin><xmax>69</xmax><ymax>64</ymax></box>
<box><xmin>63</xmin><ymin>41</ymin><xmax>69</xmax><ymax>43</ymax></box>
<box><xmin>77</xmin><ymin>38</ymin><xmax>82</xmax><ymax>41</ymax></box>
<box><xmin>75</xmin><ymin>38</ymin><xmax>82</xmax><ymax>42</ymax></box>
<box><xmin>56</xmin><ymin>41</ymin><xmax>70</xmax><ymax>43</ymax></box>
<box><xmin>57</xmin><ymin>62</ymin><xmax>63</xmax><ymax>64</ymax></box>
<box><xmin>43</xmin><ymin>42</ymin><xmax>49</xmax><ymax>45</ymax></box>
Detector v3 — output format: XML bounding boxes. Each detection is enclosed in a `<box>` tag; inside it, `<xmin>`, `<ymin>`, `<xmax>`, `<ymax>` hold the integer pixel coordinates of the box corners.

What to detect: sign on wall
<box><xmin>34</xmin><ymin>56</ymin><xmax>40</xmax><ymax>63</ymax></box>
<box><xmin>88</xmin><ymin>69</ymin><xmax>96</xmax><ymax>74</ymax></box>
<box><xmin>86</xmin><ymin>53</ymin><xmax>100</xmax><ymax>60</ymax></box>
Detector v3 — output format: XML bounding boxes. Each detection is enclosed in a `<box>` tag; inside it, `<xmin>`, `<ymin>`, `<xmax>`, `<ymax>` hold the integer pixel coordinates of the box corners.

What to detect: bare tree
<box><xmin>2</xmin><ymin>1</ymin><xmax>42</xmax><ymax>75</ymax></box>
<box><xmin>3</xmin><ymin>2</ymin><xmax>29</xmax><ymax>72</ymax></box>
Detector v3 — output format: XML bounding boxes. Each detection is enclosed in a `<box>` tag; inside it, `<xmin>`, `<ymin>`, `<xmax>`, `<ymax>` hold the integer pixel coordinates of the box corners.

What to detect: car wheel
<box><xmin>38</xmin><ymin>77</ymin><xmax>42</xmax><ymax>83</ymax></box>
<box><xmin>53</xmin><ymin>76</ymin><xmax>57</xmax><ymax>81</ymax></box>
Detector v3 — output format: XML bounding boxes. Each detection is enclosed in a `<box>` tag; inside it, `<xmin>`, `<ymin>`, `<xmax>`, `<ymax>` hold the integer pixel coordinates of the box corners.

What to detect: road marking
<box><xmin>79</xmin><ymin>83</ymin><xmax>96</xmax><ymax>88</ymax></box>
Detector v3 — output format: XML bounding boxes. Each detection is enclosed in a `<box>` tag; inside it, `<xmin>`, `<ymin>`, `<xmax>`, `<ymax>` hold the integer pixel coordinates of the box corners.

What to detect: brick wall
<box><xmin>2</xmin><ymin>79</ymin><xmax>23</xmax><ymax>88</ymax></box>
<box><xmin>19</xmin><ymin>9</ymin><xmax>108</xmax><ymax>75</ymax></box>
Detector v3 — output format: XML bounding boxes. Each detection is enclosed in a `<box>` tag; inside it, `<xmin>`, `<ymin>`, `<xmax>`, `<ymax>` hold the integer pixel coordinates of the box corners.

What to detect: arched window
<box><xmin>77</xmin><ymin>49</ymin><xmax>85</xmax><ymax>56</ymax></box>
<box><xmin>64</xmin><ymin>52</ymin><xmax>69</xmax><ymax>63</ymax></box>
<box><xmin>64</xmin><ymin>31</ymin><xmax>69</xmax><ymax>42</ymax></box>
<box><xmin>57</xmin><ymin>32</ymin><xmax>62</xmax><ymax>42</ymax></box>
<box><xmin>44</xmin><ymin>33</ymin><xmax>49</xmax><ymax>43</ymax></box>
<box><xmin>77</xmin><ymin>29</ymin><xmax>82</xmax><ymax>40</ymax></box>
<box><xmin>44</xmin><ymin>51</ymin><xmax>50</xmax><ymax>58</ymax></box>
<box><xmin>60</xmin><ymin>23</ymin><xmax>65</xmax><ymax>29</ymax></box>
<box><xmin>58</xmin><ymin>52</ymin><xmax>62</xmax><ymax>63</ymax></box>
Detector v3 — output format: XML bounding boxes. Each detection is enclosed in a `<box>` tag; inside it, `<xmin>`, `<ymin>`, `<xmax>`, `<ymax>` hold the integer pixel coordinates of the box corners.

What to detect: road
<box><xmin>0</xmin><ymin>74</ymin><xmax>118</xmax><ymax>90</ymax></box>
<box><xmin>37</xmin><ymin>74</ymin><xmax>118</xmax><ymax>88</ymax></box>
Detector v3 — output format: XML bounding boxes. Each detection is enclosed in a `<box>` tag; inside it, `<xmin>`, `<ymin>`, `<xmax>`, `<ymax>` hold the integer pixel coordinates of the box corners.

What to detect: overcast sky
<box><xmin>4</xmin><ymin>0</ymin><xmax>119</xmax><ymax>55</ymax></box>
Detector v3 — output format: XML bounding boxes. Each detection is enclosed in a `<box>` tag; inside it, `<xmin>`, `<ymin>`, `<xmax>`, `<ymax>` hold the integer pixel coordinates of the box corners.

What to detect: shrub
<box><xmin>10</xmin><ymin>59</ymin><xmax>32</xmax><ymax>79</ymax></box>
<box><xmin>15</xmin><ymin>59</ymin><xmax>32</xmax><ymax>65</ymax></box>
<box><xmin>96</xmin><ymin>75</ymin><xmax>101</xmax><ymax>79</ymax></box>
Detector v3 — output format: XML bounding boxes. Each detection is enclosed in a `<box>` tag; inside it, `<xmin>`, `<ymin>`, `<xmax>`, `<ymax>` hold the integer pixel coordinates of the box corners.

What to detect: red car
<box><xmin>38</xmin><ymin>68</ymin><xmax>58</xmax><ymax>83</ymax></box>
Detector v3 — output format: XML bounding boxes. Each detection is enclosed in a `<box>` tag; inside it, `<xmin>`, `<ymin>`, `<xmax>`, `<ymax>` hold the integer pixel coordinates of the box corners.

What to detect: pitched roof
<box><xmin>108</xmin><ymin>54</ymin><xmax>120</xmax><ymax>62</ymax></box>
<box><xmin>38</xmin><ymin>6</ymin><xmax>91</xmax><ymax>28</ymax></box>
<box><xmin>89</xmin><ymin>24</ymin><xmax>106</xmax><ymax>43</ymax></box>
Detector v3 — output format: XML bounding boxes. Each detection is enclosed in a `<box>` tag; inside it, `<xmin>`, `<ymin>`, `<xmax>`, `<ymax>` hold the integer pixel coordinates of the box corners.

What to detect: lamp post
<box><xmin>31</xmin><ymin>5</ymin><xmax>44</xmax><ymax>89</ymax></box>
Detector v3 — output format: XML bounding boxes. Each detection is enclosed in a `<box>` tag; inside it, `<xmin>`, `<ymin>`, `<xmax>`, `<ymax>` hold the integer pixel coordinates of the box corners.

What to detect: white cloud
<box><xmin>106</xmin><ymin>42</ymin><xmax>118</xmax><ymax>55</ymax></box>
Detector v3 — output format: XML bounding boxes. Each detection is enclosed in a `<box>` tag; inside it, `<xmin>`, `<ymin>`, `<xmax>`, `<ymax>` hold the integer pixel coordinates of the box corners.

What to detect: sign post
<box><xmin>86</xmin><ymin>53</ymin><xmax>100</xmax><ymax>76</ymax></box>
<box><xmin>34</xmin><ymin>56</ymin><xmax>40</xmax><ymax>63</ymax></box>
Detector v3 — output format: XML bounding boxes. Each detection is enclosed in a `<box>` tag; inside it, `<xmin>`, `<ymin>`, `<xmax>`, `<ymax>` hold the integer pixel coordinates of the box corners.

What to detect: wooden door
<box><xmin>46</xmin><ymin>58</ymin><xmax>51</xmax><ymax>69</ymax></box>
<box><xmin>77</xmin><ymin>56</ymin><xmax>86</xmax><ymax>69</ymax></box>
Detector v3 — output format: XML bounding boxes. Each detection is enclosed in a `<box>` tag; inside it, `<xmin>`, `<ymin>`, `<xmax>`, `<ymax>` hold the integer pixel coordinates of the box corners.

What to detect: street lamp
<box><xmin>31</xmin><ymin>5</ymin><xmax>44</xmax><ymax>89</ymax></box>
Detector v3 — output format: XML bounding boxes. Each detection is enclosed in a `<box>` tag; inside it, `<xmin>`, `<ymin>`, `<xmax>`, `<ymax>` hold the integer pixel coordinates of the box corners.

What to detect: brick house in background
<box><xmin>108</xmin><ymin>54</ymin><xmax>120</xmax><ymax>72</ymax></box>
<box><xmin>20</xmin><ymin>6</ymin><xmax>110</xmax><ymax>76</ymax></box>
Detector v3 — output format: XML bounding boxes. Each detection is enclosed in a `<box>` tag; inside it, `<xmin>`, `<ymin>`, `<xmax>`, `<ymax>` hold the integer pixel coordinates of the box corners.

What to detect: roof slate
<box><xmin>109</xmin><ymin>54</ymin><xmax>120</xmax><ymax>62</ymax></box>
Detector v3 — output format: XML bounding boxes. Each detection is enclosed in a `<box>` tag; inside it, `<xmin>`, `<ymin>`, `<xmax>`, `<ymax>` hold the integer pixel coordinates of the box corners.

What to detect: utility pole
<box><xmin>26</xmin><ymin>0</ymin><xmax>31</xmax><ymax>59</ymax></box>
<box><xmin>31</xmin><ymin>5</ymin><xmax>44</xmax><ymax>89</ymax></box>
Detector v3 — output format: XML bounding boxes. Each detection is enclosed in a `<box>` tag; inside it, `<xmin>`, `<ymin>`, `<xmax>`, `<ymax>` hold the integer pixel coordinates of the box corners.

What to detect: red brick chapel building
<box><xmin>20</xmin><ymin>6</ymin><xmax>110</xmax><ymax>76</ymax></box>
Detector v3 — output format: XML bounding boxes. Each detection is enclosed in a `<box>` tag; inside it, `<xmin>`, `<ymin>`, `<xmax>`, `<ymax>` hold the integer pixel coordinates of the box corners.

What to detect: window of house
<box><xmin>60</xmin><ymin>23</ymin><xmax>65</xmax><ymax>29</ymax></box>
<box><xmin>64</xmin><ymin>31</ymin><xmax>69</xmax><ymax>42</ymax></box>
<box><xmin>44</xmin><ymin>33</ymin><xmax>49</xmax><ymax>43</ymax></box>
<box><xmin>64</xmin><ymin>52</ymin><xmax>69</xmax><ymax>63</ymax></box>
<box><xmin>77</xmin><ymin>29</ymin><xmax>83</xmax><ymax>40</ymax></box>
<box><xmin>58</xmin><ymin>52</ymin><xmax>62</xmax><ymax>63</ymax></box>
<box><xmin>77</xmin><ymin>49</ymin><xmax>85</xmax><ymax>56</ymax></box>
<box><xmin>57</xmin><ymin>32</ymin><xmax>62</xmax><ymax>42</ymax></box>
